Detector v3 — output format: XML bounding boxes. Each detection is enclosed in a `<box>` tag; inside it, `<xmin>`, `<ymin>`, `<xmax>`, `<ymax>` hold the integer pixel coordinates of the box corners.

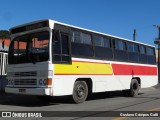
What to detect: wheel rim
<box><xmin>76</xmin><ymin>84</ymin><xmax>85</xmax><ymax>99</ymax></box>
<box><xmin>133</xmin><ymin>82</ymin><xmax>138</xmax><ymax>91</ymax></box>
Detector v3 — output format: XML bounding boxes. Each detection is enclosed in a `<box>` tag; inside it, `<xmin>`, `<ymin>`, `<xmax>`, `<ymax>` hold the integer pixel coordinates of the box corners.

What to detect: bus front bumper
<box><xmin>5</xmin><ymin>87</ymin><xmax>53</xmax><ymax>96</ymax></box>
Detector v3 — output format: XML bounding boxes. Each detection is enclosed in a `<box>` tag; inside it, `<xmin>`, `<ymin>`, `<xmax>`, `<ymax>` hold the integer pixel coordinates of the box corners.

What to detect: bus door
<box><xmin>52</xmin><ymin>30</ymin><xmax>71</xmax><ymax>63</ymax></box>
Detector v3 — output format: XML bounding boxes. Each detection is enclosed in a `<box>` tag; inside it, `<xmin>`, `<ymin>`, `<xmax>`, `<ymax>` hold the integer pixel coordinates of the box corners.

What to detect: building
<box><xmin>0</xmin><ymin>38</ymin><xmax>10</xmax><ymax>91</ymax></box>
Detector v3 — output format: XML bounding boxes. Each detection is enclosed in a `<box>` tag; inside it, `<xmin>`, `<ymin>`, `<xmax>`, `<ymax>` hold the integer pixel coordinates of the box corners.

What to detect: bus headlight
<box><xmin>11</xmin><ymin>79</ymin><xmax>14</xmax><ymax>85</ymax></box>
<box><xmin>39</xmin><ymin>78</ymin><xmax>52</xmax><ymax>86</ymax></box>
<box><xmin>7</xmin><ymin>79</ymin><xmax>11</xmax><ymax>85</ymax></box>
<box><xmin>7</xmin><ymin>79</ymin><xmax>14</xmax><ymax>86</ymax></box>
<box><xmin>39</xmin><ymin>79</ymin><xmax>43</xmax><ymax>85</ymax></box>
<box><xmin>43</xmin><ymin>79</ymin><xmax>47</xmax><ymax>85</ymax></box>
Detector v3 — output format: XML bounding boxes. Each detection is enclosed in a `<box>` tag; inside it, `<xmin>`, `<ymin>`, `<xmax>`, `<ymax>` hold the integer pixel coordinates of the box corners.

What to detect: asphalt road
<box><xmin>0</xmin><ymin>84</ymin><xmax>160</xmax><ymax>120</ymax></box>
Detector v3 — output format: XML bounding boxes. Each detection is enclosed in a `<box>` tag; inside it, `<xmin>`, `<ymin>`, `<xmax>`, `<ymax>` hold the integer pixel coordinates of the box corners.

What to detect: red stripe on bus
<box><xmin>112</xmin><ymin>64</ymin><xmax>157</xmax><ymax>75</ymax></box>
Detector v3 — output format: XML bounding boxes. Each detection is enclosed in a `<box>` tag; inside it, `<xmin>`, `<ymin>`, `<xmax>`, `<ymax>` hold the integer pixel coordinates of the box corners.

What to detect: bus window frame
<box><xmin>52</xmin><ymin>30</ymin><xmax>72</xmax><ymax>64</ymax></box>
<box><xmin>71</xmin><ymin>29</ymin><xmax>94</xmax><ymax>58</ymax></box>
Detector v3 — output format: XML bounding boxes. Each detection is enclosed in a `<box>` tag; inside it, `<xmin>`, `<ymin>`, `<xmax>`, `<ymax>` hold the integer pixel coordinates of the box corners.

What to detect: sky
<box><xmin>1</xmin><ymin>0</ymin><xmax>160</xmax><ymax>46</ymax></box>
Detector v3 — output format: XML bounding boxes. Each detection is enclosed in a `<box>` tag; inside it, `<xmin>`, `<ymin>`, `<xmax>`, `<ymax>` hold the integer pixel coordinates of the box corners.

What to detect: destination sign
<box><xmin>10</xmin><ymin>20</ymin><xmax>49</xmax><ymax>34</ymax></box>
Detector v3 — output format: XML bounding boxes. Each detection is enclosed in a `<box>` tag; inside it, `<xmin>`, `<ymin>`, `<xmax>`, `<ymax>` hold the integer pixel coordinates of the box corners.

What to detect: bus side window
<box><xmin>134</xmin><ymin>44</ymin><xmax>139</xmax><ymax>53</ymax></box>
<box><xmin>147</xmin><ymin>47</ymin><xmax>156</xmax><ymax>64</ymax></box>
<box><xmin>71</xmin><ymin>30</ymin><xmax>94</xmax><ymax>57</ymax></box>
<box><xmin>127</xmin><ymin>42</ymin><xmax>139</xmax><ymax>63</ymax></box>
<box><xmin>139</xmin><ymin>45</ymin><xmax>147</xmax><ymax>63</ymax></box>
<box><xmin>113</xmin><ymin>39</ymin><xmax>128</xmax><ymax>61</ymax></box>
<box><xmin>94</xmin><ymin>35</ymin><xmax>113</xmax><ymax>59</ymax></box>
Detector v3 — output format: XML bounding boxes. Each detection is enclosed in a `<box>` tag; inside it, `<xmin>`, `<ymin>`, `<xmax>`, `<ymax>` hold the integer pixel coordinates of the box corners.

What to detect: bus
<box><xmin>5</xmin><ymin>19</ymin><xmax>158</xmax><ymax>103</ymax></box>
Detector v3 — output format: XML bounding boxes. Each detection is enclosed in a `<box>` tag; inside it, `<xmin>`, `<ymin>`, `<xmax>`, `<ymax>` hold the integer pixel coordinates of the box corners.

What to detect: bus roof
<box><xmin>10</xmin><ymin>19</ymin><xmax>155</xmax><ymax>48</ymax></box>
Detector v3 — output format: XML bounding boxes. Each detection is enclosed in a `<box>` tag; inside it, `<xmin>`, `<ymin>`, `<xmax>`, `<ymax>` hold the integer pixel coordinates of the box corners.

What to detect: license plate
<box><xmin>19</xmin><ymin>88</ymin><xmax>26</xmax><ymax>93</ymax></box>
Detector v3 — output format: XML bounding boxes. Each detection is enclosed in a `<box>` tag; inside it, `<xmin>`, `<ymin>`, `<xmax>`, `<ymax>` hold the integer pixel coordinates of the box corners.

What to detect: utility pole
<box><xmin>133</xmin><ymin>29</ymin><xmax>136</xmax><ymax>41</ymax></box>
<box><xmin>154</xmin><ymin>25</ymin><xmax>160</xmax><ymax>82</ymax></box>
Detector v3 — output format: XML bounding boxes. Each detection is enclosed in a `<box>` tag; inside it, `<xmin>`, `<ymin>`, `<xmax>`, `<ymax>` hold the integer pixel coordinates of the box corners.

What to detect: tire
<box><xmin>129</xmin><ymin>79</ymin><xmax>140</xmax><ymax>97</ymax></box>
<box><xmin>72</xmin><ymin>81</ymin><xmax>88</xmax><ymax>104</ymax></box>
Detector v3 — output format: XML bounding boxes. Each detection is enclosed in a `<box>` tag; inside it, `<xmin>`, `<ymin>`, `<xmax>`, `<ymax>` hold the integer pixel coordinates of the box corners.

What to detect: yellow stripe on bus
<box><xmin>54</xmin><ymin>61</ymin><xmax>113</xmax><ymax>75</ymax></box>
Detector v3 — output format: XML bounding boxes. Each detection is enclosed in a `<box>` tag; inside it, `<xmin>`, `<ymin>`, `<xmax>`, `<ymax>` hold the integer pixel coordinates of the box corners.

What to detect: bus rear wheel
<box><xmin>123</xmin><ymin>79</ymin><xmax>140</xmax><ymax>97</ymax></box>
<box><xmin>129</xmin><ymin>79</ymin><xmax>140</xmax><ymax>97</ymax></box>
<box><xmin>72</xmin><ymin>81</ymin><xmax>88</xmax><ymax>104</ymax></box>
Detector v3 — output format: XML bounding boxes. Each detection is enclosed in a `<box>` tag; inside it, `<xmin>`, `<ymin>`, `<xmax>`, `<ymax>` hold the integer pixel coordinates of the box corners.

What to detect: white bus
<box><xmin>5</xmin><ymin>19</ymin><xmax>158</xmax><ymax>103</ymax></box>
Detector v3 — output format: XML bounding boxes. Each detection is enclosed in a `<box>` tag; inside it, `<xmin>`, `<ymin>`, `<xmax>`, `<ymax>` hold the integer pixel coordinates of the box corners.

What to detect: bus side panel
<box><xmin>52</xmin><ymin>76</ymin><xmax>76</xmax><ymax>96</ymax></box>
<box><xmin>52</xmin><ymin>75</ymin><xmax>132</xmax><ymax>95</ymax></box>
<box><xmin>111</xmin><ymin>63</ymin><xmax>158</xmax><ymax>88</ymax></box>
<box><xmin>105</xmin><ymin>76</ymin><xmax>132</xmax><ymax>91</ymax></box>
<box><xmin>140</xmin><ymin>76</ymin><xmax>158</xmax><ymax>88</ymax></box>
<box><xmin>53</xmin><ymin>60</ymin><xmax>114</xmax><ymax>95</ymax></box>
<box><xmin>52</xmin><ymin>60</ymin><xmax>158</xmax><ymax>96</ymax></box>
<box><xmin>52</xmin><ymin>75</ymin><xmax>158</xmax><ymax>96</ymax></box>
<box><xmin>104</xmin><ymin>75</ymin><xmax>158</xmax><ymax>91</ymax></box>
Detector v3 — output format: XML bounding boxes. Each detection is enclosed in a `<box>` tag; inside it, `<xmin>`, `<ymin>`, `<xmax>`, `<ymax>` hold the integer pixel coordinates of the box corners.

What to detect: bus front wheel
<box><xmin>72</xmin><ymin>81</ymin><xmax>88</xmax><ymax>104</ymax></box>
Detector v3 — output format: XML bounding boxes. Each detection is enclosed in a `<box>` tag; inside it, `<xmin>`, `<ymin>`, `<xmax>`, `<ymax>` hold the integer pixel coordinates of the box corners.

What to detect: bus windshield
<box><xmin>8</xmin><ymin>31</ymin><xmax>50</xmax><ymax>64</ymax></box>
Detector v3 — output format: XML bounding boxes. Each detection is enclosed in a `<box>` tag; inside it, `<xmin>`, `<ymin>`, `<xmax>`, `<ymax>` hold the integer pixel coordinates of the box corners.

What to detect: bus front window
<box><xmin>8</xmin><ymin>32</ymin><xmax>50</xmax><ymax>64</ymax></box>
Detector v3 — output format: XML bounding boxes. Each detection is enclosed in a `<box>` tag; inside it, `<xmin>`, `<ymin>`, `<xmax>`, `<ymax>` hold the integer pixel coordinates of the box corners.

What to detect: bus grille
<box><xmin>14</xmin><ymin>71</ymin><xmax>37</xmax><ymax>77</ymax></box>
<box><xmin>14</xmin><ymin>79</ymin><xmax>37</xmax><ymax>85</ymax></box>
